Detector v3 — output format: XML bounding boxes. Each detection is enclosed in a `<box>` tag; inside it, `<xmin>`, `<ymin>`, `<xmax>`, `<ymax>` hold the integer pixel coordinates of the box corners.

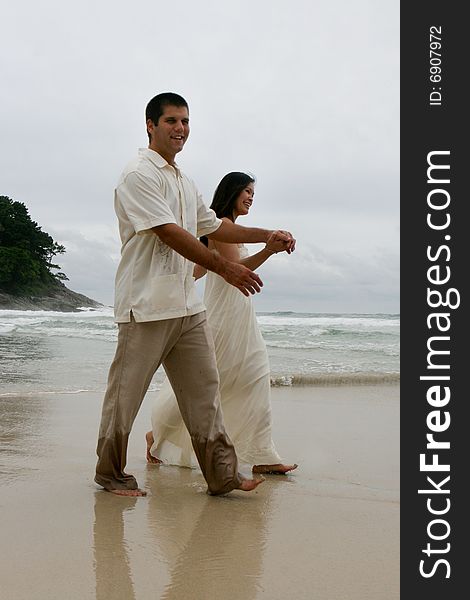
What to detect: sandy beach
<box><xmin>0</xmin><ymin>384</ymin><xmax>399</xmax><ymax>600</ymax></box>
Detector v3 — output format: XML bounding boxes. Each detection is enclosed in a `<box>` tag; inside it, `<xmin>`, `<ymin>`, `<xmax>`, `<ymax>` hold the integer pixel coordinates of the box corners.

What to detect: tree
<box><xmin>0</xmin><ymin>195</ymin><xmax>68</xmax><ymax>295</ymax></box>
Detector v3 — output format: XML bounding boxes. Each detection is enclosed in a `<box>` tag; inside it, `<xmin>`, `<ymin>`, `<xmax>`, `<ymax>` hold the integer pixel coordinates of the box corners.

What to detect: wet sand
<box><xmin>0</xmin><ymin>384</ymin><xmax>399</xmax><ymax>600</ymax></box>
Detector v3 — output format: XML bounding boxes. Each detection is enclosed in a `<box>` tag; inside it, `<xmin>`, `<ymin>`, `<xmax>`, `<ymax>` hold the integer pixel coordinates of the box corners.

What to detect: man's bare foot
<box><xmin>237</xmin><ymin>476</ymin><xmax>265</xmax><ymax>491</ymax></box>
<box><xmin>252</xmin><ymin>463</ymin><xmax>298</xmax><ymax>475</ymax></box>
<box><xmin>107</xmin><ymin>488</ymin><xmax>147</xmax><ymax>497</ymax></box>
<box><xmin>145</xmin><ymin>431</ymin><xmax>162</xmax><ymax>464</ymax></box>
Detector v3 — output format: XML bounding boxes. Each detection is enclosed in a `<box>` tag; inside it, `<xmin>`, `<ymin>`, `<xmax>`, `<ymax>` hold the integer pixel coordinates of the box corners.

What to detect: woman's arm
<box><xmin>212</xmin><ymin>228</ymin><xmax>288</xmax><ymax>272</ymax></box>
<box><xmin>152</xmin><ymin>223</ymin><xmax>262</xmax><ymax>296</ymax></box>
<box><xmin>193</xmin><ymin>263</ymin><xmax>207</xmax><ymax>280</ymax></box>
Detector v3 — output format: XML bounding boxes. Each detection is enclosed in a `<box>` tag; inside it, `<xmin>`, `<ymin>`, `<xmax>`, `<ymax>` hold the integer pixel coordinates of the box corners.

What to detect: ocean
<box><xmin>0</xmin><ymin>308</ymin><xmax>399</xmax><ymax>397</ymax></box>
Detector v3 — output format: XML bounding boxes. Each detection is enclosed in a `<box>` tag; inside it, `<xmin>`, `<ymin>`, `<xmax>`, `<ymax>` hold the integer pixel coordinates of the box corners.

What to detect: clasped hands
<box><xmin>265</xmin><ymin>230</ymin><xmax>296</xmax><ymax>255</ymax></box>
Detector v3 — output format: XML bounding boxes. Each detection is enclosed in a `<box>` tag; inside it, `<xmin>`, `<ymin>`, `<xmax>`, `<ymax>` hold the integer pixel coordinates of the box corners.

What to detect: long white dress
<box><xmin>150</xmin><ymin>245</ymin><xmax>282</xmax><ymax>467</ymax></box>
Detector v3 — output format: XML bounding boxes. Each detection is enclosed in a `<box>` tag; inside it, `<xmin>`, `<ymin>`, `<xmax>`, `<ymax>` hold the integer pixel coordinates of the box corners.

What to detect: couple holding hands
<box><xmin>95</xmin><ymin>92</ymin><xmax>297</xmax><ymax>497</ymax></box>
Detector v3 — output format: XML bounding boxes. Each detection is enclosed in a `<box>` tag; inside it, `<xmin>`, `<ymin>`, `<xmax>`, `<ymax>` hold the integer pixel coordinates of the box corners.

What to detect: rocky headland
<box><xmin>0</xmin><ymin>282</ymin><xmax>104</xmax><ymax>312</ymax></box>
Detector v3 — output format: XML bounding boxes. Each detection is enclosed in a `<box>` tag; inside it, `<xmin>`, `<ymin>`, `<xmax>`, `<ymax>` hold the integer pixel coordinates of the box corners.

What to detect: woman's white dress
<box><xmin>150</xmin><ymin>245</ymin><xmax>282</xmax><ymax>467</ymax></box>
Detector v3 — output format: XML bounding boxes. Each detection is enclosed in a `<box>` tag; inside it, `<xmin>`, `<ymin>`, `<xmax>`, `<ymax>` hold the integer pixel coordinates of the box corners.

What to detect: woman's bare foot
<box><xmin>145</xmin><ymin>431</ymin><xmax>162</xmax><ymax>464</ymax></box>
<box><xmin>252</xmin><ymin>463</ymin><xmax>298</xmax><ymax>475</ymax></box>
<box><xmin>107</xmin><ymin>488</ymin><xmax>147</xmax><ymax>497</ymax></box>
<box><xmin>237</xmin><ymin>476</ymin><xmax>265</xmax><ymax>491</ymax></box>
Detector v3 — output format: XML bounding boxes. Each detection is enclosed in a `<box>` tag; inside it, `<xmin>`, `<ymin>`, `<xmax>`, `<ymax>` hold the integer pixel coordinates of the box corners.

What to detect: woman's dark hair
<box><xmin>201</xmin><ymin>172</ymin><xmax>256</xmax><ymax>246</ymax></box>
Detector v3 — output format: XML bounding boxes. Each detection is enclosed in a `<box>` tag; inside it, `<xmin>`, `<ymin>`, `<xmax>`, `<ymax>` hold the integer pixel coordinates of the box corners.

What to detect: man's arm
<box><xmin>209</xmin><ymin>230</ymin><xmax>291</xmax><ymax>272</ymax></box>
<box><xmin>152</xmin><ymin>224</ymin><xmax>262</xmax><ymax>296</ymax></box>
<box><xmin>208</xmin><ymin>219</ymin><xmax>296</xmax><ymax>253</ymax></box>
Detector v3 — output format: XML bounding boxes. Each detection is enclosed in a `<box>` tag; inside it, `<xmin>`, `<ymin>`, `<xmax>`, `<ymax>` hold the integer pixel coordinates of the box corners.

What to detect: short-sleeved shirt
<box><xmin>113</xmin><ymin>148</ymin><xmax>221</xmax><ymax>323</ymax></box>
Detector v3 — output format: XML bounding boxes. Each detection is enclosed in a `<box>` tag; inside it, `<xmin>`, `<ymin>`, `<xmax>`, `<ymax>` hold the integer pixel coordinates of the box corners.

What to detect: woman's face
<box><xmin>233</xmin><ymin>182</ymin><xmax>255</xmax><ymax>220</ymax></box>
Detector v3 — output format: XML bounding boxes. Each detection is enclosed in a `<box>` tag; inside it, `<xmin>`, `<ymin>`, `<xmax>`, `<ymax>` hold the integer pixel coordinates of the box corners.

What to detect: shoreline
<box><xmin>1</xmin><ymin>373</ymin><xmax>400</xmax><ymax>398</ymax></box>
<box><xmin>1</xmin><ymin>384</ymin><xmax>399</xmax><ymax>599</ymax></box>
<box><xmin>270</xmin><ymin>372</ymin><xmax>399</xmax><ymax>386</ymax></box>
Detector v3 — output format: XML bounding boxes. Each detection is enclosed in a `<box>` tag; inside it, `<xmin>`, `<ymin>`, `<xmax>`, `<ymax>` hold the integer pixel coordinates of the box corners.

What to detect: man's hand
<box><xmin>219</xmin><ymin>260</ymin><xmax>263</xmax><ymax>296</ymax></box>
<box><xmin>265</xmin><ymin>231</ymin><xmax>296</xmax><ymax>254</ymax></box>
<box><xmin>270</xmin><ymin>230</ymin><xmax>296</xmax><ymax>254</ymax></box>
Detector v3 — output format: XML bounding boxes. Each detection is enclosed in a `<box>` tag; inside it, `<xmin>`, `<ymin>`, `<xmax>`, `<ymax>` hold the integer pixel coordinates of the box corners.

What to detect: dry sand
<box><xmin>0</xmin><ymin>384</ymin><xmax>399</xmax><ymax>600</ymax></box>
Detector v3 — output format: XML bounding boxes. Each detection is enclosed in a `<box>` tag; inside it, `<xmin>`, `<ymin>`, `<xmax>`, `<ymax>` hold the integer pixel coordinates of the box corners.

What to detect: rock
<box><xmin>0</xmin><ymin>283</ymin><xmax>104</xmax><ymax>312</ymax></box>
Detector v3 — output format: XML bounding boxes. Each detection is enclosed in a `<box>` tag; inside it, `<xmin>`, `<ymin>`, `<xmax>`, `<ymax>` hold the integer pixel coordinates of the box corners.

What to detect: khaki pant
<box><xmin>95</xmin><ymin>311</ymin><xmax>242</xmax><ymax>495</ymax></box>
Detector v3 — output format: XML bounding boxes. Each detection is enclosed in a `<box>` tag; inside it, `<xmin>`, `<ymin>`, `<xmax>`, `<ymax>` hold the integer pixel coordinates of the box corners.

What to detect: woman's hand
<box><xmin>265</xmin><ymin>231</ymin><xmax>295</xmax><ymax>255</ymax></box>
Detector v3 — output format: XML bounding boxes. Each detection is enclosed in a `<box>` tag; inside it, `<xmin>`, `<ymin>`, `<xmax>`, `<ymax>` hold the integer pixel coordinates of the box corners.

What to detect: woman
<box><xmin>146</xmin><ymin>172</ymin><xmax>297</xmax><ymax>475</ymax></box>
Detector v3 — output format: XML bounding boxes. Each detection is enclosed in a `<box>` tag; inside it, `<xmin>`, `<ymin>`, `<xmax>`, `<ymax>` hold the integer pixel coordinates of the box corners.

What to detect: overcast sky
<box><xmin>1</xmin><ymin>0</ymin><xmax>399</xmax><ymax>313</ymax></box>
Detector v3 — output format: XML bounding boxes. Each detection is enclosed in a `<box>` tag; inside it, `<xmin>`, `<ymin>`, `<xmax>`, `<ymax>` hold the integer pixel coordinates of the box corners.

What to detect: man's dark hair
<box><xmin>145</xmin><ymin>92</ymin><xmax>189</xmax><ymax>141</ymax></box>
<box><xmin>200</xmin><ymin>172</ymin><xmax>256</xmax><ymax>246</ymax></box>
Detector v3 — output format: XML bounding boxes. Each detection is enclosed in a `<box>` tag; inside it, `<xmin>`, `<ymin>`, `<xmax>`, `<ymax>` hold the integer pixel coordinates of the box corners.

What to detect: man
<box><xmin>95</xmin><ymin>92</ymin><xmax>295</xmax><ymax>497</ymax></box>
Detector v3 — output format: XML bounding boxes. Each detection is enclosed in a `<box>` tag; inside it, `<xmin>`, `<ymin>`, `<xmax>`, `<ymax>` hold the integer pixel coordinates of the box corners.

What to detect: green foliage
<box><xmin>0</xmin><ymin>196</ymin><xmax>68</xmax><ymax>295</ymax></box>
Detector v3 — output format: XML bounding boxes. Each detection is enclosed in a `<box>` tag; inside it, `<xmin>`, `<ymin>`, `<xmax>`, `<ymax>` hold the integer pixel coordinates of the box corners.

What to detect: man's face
<box><xmin>147</xmin><ymin>104</ymin><xmax>190</xmax><ymax>162</ymax></box>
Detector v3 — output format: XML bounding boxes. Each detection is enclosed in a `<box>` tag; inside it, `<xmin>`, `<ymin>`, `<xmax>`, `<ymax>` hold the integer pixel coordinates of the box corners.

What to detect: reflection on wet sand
<box><xmin>0</xmin><ymin>394</ymin><xmax>49</xmax><ymax>482</ymax></box>
<box><xmin>93</xmin><ymin>492</ymin><xmax>137</xmax><ymax>600</ymax></box>
<box><xmin>145</xmin><ymin>466</ymin><xmax>275</xmax><ymax>600</ymax></box>
<box><xmin>2</xmin><ymin>386</ymin><xmax>398</xmax><ymax>600</ymax></box>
